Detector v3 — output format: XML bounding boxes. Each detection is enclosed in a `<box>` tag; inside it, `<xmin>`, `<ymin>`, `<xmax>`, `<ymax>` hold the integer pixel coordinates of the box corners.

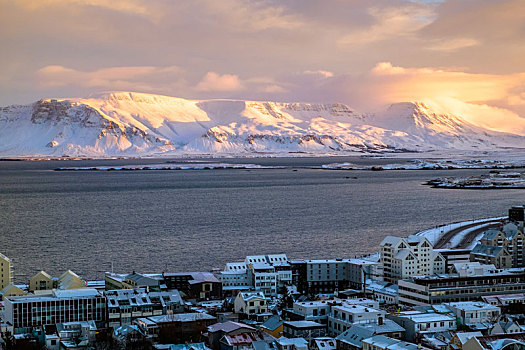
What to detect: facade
<box><xmin>292</xmin><ymin>300</ymin><xmax>332</xmax><ymax>324</ymax></box>
<box><xmin>290</xmin><ymin>258</ymin><xmax>378</xmax><ymax>296</ymax></box>
<box><xmin>327</xmin><ymin>304</ymin><xmax>386</xmax><ymax>336</ymax></box>
<box><xmin>234</xmin><ymin>291</ymin><xmax>268</xmax><ymax>315</ymax></box>
<box><xmin>0</xmin><ymin>252</ymin><xmax>13</xmax><ymax>290</ymax></box>
<box><xmin>470</xmin><ymin>224</ymin><xmax>525</xmax><ymax>268</ymax></box>
<box><xmin>218</xmin><ymin>254</ymin><xmax>292</xmax><ymax>296</ymax></box>
<box><xmin>135</xmin><ymin>313</ymin><xmax>216</xmax><ymax>343</ymax></box>
<box><xmin>445</xmin><ymin>302</ymin><xmax>501</xmax><ymax>326</ymax></box>
<box><xmin>398</xmin><ymin>267</ymin><xmax>525</xmax><ymax>306</ymax></box>
<box><xmin>3</xmin><ymin>288</ymin><xmax>106</xmax><ymax>334</ymax></box>
<box><xmin>106</xmin><ymin>288</ymin><xmax>184</xmax><ymax>328</ymax></box>
<box><xmin>283</xmin><ymin>320</ymin><xmax>326</xmax><ymax>339</ymax></box>
<box><xmin>1</xmin><ymin>283</ymin><xmax>27</xmax><ymax>300</ymax></box>
<box><xmin>29</xmin><ymin>271</ymin><xmax>54</xmax><ymax>291</ymax></box>
<box><xmin>380</xmin><ymin>235</ymin><xmax>445</xmax><ymax>283</ymax></box>
<box><xmin>362</xmin><ymin>335</ymin><xmax>430</xmax><ymax>350</ymax></box>
<box><xmin>435</xmin><ymin>249</ymin><xmax>472</xmax><ymax>272</ymax></box>
<box><xmin>207</xmin><ymin>321</ymin><xmax>256</xmax><ymax>350</ymax></box>
<box><xmin>387</xmin><ymin>312</ymin><xmax>456</xmax><ymax>342</ymax></box>
<box><xmin>163</xmin><ymin>272</ymin><xmax>222</xmax><ymax>300</ymax></box>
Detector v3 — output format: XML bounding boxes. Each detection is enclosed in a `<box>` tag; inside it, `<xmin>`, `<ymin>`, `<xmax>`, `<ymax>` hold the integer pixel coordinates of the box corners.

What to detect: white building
<box><xmin>327</xmin><ymin>303</ymin><xmax>386</xmax><ymax>336</ymax></box>
<box><xmin>387</xmin><ymin>312</ymin><xmax>456</xmax><ymax>342</ymax></box>
<box><xmin>218</xmin><ymin>254</ymin><xmax>292</xmax><ymax>296</ymax></box>
<box><xmin>293</xmin><ymin>300</ymin><xmax>332</xmax><ymax>324</ymax></box>
<box><xmin>380</xmin><ymin>235</ymin><xmax>445</xmax><ymax>283</ymax></box>
<box><xmin>234</xmin><ymin>291</ymin><xmax>268</xmax><ymax>315</ymax></box>
<box><xmin>446</xmin><ymin>302</ymin><xmax>500</xmax><ymax>326</ymax></box>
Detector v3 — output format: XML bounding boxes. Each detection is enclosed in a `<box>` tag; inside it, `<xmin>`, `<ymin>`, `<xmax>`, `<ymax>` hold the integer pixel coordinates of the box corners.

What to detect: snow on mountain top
<box><xmin>1</xmin><ymin>91</ymin><xmax>524</xmax><ymax>157</ymax></box>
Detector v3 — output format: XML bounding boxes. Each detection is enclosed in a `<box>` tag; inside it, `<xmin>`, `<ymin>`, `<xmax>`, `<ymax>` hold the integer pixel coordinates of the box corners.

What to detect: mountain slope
<box><xmin>0</xmin><ymin>92</ymin><xmax>523</xmax><ymax>157</ymax></box>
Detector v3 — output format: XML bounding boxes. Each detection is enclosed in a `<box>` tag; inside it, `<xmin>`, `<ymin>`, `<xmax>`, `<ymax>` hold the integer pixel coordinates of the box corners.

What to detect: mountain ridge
<box><xmin>0</xmin><ymin>91</ymin><xmax>523</xmax><ymax>157</ymax></box>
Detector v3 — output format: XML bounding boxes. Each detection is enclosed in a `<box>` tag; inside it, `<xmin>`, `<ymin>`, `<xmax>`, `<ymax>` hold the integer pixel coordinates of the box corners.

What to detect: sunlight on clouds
<box><xmin>196</xmin><ymin>72</ymin><xmax>243</xmax><ymax>92</ymax></box>
<box><xmin>426</xmin><ymin>37</ymin><xmax>480</xmax><ymax>51</ymax></box>
<box><xmin>36</xmin><ymin>65</ymin><xmax>184</xmax><ymax>91</ymax></box>
<box><xmin>338</xmin><ymin>5</ymin><xmax>435</xmax><ymax>46</ymax></box>
<box><xmin>14</xmin><ymin>0</ymin><xmax>158</xmax><ymax>20</ymax></box>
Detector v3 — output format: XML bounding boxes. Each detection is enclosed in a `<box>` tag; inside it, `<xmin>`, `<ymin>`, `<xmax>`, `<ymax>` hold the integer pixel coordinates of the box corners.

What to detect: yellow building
<box><xmin>29</xmin><ymin>271</ymin><xmax>53</xmax><ymax>291</ymax></box>
<box><xmin>58</xmin><ymin>270</ymin><xmax>86</xmax><ymax>290</ymax></box>
<box><xmin>0</xmin><ymin>253</ymin><xmax>13</xmax><ymax>290</ymax></box>
<box><xmin>260</xmin><ymin>315</ymin><xmax>284</xmax><ymax>338</ymax></box>
<box><xmin>1</xmin><ymin>283</ymin><xmax>27</xmax><ymax>301</ymax></box>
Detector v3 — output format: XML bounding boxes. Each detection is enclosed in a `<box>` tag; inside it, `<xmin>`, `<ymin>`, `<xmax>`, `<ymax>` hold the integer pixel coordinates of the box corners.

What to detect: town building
<box><xmin>387</xmin><ymin>312</ymin><xmax>456</xmax><ymax>342</ymax></box>
<box><xmin>290</xmin><ymin>259</ymin><xmax>378</xmax><ymax>296</ymax></box>
<box><xmin>260</xmin><ymin>315</ymin><xmax>284</xmax><ymax>338</ymax></box>
<box><xmin>362</xmin><ymin>335</ymin><xmax>430</xmax><ymax>350</ymax></box>
<box><xmin>282</xmin><ymin>320</ymin><xmax>326</xmax><ymax>340</ymax></box>
<box><xmin>0</xmin><ymin>252</ymin><xmax>13</xmax><ymax>290</ymax></box>
<box><xmin>234</xmin><ymin>291</ymin><xmax>268</xmax><ymax>315</ymax></box>
<box><xmin>380</xmin><ymin>235</ymin><xmax>445</xmax><ymax>283</ymax></box>
<box><xmin>435</xmin><ymin>249</ymin><xmax>472</xmax><ymax>273</ymax></box>
<box><xmin>445</xmin><ymin>302</ymin><xmax>501</xmax><ymax>326</ymax></box>
<box><xmin>3</xmin><ymin>288</ymin><xmax>106</xmax><ymax>334</ymax></box>
<box><xmin>106</xmin><ymin>288</ymin><xmax>184</xmax><ymax>328</ymax></box>
<box><xmin>1</xmin><ymin>283</ymin><xmax>27</xmax><ymax>300</ymax></box>
<box><xmin>207</xmin><ymin>321</ymin><xmax>256</xmax><ymax>350</ymax></box>
<box><xmin>398</xmin><ymin>266</ymin><xmax>525</xmax><ymax>306</ymax></box>
<box><xmin>274</xmin><ymin>337</ymin><xmax>309</xmax><ymax>350</ymax></box>
<box><xmin>470</xmin><ymin>224</ymin><xmax>525</xmax><ymax>268</ymax></box>
<box><xmin>135</xmin><ymin>313</ymin><xmax>216</xmax><ymax>343</ymax></box>
<box><xmin>327</xmin><ymin>303</ymin><xmax>386</xmax><ymax>336</ymax></box>
<box><xmin>163</xmin><ymin>272</ymin><xmax>222</xmax><ymax>300</ymax></box>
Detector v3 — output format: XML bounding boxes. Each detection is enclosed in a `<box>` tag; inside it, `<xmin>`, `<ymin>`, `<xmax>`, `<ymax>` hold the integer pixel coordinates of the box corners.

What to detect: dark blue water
<box><xmin>1</xmin><ymin>157</ymin><xmax>524</xmax><ymax>282</ymax></box>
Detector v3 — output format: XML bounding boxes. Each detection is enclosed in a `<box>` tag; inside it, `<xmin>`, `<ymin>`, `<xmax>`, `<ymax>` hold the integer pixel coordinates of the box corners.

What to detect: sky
<box><xmin>1</xmin><ymin>0</ymin><xmax>525</xmax><ymax>132</ymax></box>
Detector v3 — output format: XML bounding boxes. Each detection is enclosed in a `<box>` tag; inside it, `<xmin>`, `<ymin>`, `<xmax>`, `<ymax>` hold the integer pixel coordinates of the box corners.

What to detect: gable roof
<box><xmin>208</xmin><ymin>321</ymin><xmax>255</xmax><ymax>333</ymax></box>
<box><xmin>336</xmin><ymin>326</ymin><xmax>374</xmax><ymax>347</ymax></box>
<box><xmin>261</xmin><ymin>315</ymin><xmax>283</xmax><ymax>332</ymax></box>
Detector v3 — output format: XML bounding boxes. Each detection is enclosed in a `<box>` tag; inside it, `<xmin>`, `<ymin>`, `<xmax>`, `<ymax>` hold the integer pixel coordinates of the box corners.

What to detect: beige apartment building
<box><xmin>0</xmin><ymin>252</ymin><xmax>13</xmax><ymax>290</ymax></box>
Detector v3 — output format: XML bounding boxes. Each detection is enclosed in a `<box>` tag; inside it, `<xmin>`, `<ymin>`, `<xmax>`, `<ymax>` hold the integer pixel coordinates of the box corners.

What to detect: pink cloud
<box><xmin>195</xmin><ymin>72</ymin><xmax>243</xmax><ymax>92</ymax></box>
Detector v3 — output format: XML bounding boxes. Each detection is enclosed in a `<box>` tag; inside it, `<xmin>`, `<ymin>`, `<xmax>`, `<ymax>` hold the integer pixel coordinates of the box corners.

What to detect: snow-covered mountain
<box><xmin>0</xmin><ymin>92</ymin><xmax>523</xmax><ymax>157</ymax></box>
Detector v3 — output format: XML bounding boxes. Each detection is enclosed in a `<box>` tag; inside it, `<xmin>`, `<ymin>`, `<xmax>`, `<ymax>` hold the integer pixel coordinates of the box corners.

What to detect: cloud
<box><xmin>14</xmin><ymin>0</ymin><xmax>158</xmax><ymax>20</ymax></box>
<box><xmin>195</xmin><ymin>72</ymin><xmax>243</xmax><ymax>92</ymax></box>
<box><xmin>338</xmin><ymin>5</ymin><xmax>435</xmax><ymax>47</ymax></box>
<box><xmin>303</xmin><ymin>70</ymin><xmax>334</xmax><ymax>78</ymax></box>
<box><xmin>425</xmin><ymin>37</ymin><xmax>480</xmax><ymax>52</ymax></box>
<box><xmin>36</xmin><ymin>65</ymin><xmax>185</xmax><ymax>92</ymax></box>
<box><xmin>199</xmin><ymin>0</ymin><xmax>304</xmax><ymax>32</ymax></box>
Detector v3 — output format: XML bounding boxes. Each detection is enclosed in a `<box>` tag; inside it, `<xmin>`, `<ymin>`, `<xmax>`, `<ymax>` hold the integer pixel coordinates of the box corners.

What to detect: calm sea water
<box><xmin>1</xmin><ymin>157</ymin><xmax>524</xmax><ymax>282</ymax></box>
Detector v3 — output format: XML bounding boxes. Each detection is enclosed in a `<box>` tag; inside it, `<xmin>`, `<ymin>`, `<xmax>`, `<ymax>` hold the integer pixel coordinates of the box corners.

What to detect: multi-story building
<box><xmin>435</xmin><ymin>249</ymin><xmax>472</xmax><ymax>272</ymax></box>
<box><xmin>283</xmin><ymin>320</ymin><xmax>326</xmax><ymax>339</ymax></box>
<box><xmin>380</xmin><ymin>235</ymin><xmax>445</xmax><ymax>283</ymax></box>
<box><xmin>445</xmin><ymin>301</ymin><xmax>500</xmax><ymax>326</ymax></box>
<box><xmin>327</xmin><ymin>303</ymin><xmax>386</xmax><ymax>336</ymax></box>
<box><xmin>29</xmin><ymin>270</ymin><xmax>87</xmax><ymax>292</ymax></box>
<box><xmin>217</xmin><ymin>254</ymin><xmax>291</xmax><ymax>296</ymax></box>
<box><xmin>291</xmin><ymin>300</ymin><xmax>332</xmax><ymax>324</ymax></box>
<box><xmin>105</xmin><ymin>288</ymin><xmax>184</xmax><ymax>328</ymax></box>
<box><xmin>470</xmin><ymin>223</ymin><xmax>524</xmax><ymax>268</ymax></box>
<box><xmin>398</xmin><ymin>267</ymin><xmax>525</xmax><ymax>306</ymax></box>
<box><xmin>387</xmin><ymin>312</ymin><xmax>456</xmax><ymax>342</ymax></box>
<box><xmin>3</xmin><ymin>289</ymin><xmax>106</xmax><ymax>334</ymax></box>
<box><xmin>0</xmin><ymin>252</ymin><xmax>13</xmax><ymax>290</ymax></box>
<box><xmin>508</xmin><ymin>205</ymin><xmax>525</xmax><ymax>224</ymax></box>
<box><xmin>163</xmin><ymin>272</ymin><xmax>222</xmax><ymax>300</ymax></box>
<box><xmin>234</xmin><ymin>291</ymin><xmax>268</xmax><ymax>315</ymax></box>
<box><xmin>290</xmin><ymin>258</ymin><xmax>378</xmax><ymax>296</ymax></box>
